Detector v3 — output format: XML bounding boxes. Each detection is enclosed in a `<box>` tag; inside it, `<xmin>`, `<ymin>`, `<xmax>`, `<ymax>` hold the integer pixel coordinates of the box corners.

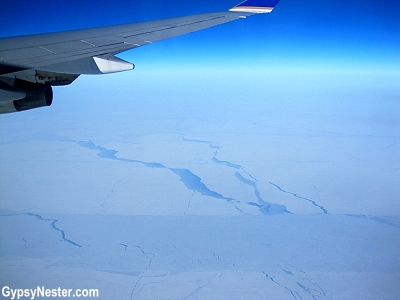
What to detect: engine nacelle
<box><xmin>0</xmin><ymin>80</ymin><xmax>53</xmax><ymax>114</ymax></box>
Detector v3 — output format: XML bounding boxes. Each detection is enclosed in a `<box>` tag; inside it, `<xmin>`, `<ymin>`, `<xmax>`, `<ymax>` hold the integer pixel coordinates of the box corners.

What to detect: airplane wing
<box><xmin>0</xmin><ymin>0</ymin><xmax>280</xmax><ymax>113</ymax></box>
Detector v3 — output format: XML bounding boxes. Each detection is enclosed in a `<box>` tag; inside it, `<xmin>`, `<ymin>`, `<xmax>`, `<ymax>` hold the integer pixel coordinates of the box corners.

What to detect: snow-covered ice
<box><xmin>1</xmin><ymin>71</ymin><xmax>399</xmax><ymax>299</ymax></box>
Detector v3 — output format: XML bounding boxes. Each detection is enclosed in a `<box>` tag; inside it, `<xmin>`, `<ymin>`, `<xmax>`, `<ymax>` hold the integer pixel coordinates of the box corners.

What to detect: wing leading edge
<box><xmin>0</xmin><ymin>0</ymin><xmax>281</xmax><ymax>113</ymax></box>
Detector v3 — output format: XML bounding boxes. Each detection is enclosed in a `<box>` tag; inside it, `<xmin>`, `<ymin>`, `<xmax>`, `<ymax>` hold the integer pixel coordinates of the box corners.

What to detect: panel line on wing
<box><xmin>123</xmin><ymin>42</ymin><xmax>142</xmax><ymax>47</ymax></box>
<box><xmin>80</xmin><ymin>40</ymin><xmax>97</xmax><ymax>47</ymax></box>
<box><xmin>123</xmin><ymin>15</ymin><xmax>227</xmax><ymax>39</ymax></box>
<box><xmin>38</xmin><ymin>46</ymin><xmax>55</xmax><ymax>54</ymax></box>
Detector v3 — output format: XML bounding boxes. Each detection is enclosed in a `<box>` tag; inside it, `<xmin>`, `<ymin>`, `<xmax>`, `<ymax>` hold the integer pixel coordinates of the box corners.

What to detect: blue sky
<box><xmin>1</xmin><ymin>0</ymin><xmax>399</xmax><ymax>74</ymax></box>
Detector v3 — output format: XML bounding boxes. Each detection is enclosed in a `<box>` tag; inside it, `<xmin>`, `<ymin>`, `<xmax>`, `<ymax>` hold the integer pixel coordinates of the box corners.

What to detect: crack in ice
<box><xmin>180</xmin><ymin>285</ymin><xmax>204</xmax><ymax>300</ymax></box>
<box><xmin>171</xmin><ymin>168</ymin><xmax>233</xmax><ymax>201</ymax></box>
<box><xmin>130</xmin><ymin>245</ymin><xmax>155</xmax><ymax>299</ymax></box>
<box><xmin>182</xmin><ymin>136</ymin><xmax>292</xmax><ymax>215</ymax></box>
<box><xmin>0</xmin><ymin>213</ymin><xmax>82</xmax><ymax>248</ymax></box>
<box><xmin>101</xmin><ymin>181</ymin><xmax>119</xmax><ymax>208</ymax></box>
<box><xmin>236</xmin><ymin>172</ymin><xmax>290</xmax><ymax>215</ymax></box>
<box><xmin>262</xmin><ymin>260</ymin><xmax>326</xmax><ymax>300</ymax></box>
<box><xmin>72</xmin><ymin>140</ymin><xmax>233</xmax><ymax>202</ymax></box>
<box><xmin>269</xmin><ymin>182</ymin><xmax>328</xmax><ymax>214</ymax></box>
<box><xmin>212</xmin><ymin>151</ymin><xmax>241</xmax><ymax>169</ymax></box>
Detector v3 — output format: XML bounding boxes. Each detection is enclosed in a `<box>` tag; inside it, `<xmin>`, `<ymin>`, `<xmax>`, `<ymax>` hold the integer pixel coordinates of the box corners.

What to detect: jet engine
<box><xmin>0</xmin><ymin>80</ymin><xmax>53</xmax><ymax>114</ymax></box>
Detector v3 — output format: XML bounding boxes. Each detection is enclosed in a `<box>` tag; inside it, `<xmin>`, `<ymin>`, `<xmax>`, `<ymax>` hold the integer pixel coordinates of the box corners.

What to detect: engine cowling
<box><xmin>0</xmin><ymin>80</ymin><xmax>53</xmax><ymax>114</ymax></box>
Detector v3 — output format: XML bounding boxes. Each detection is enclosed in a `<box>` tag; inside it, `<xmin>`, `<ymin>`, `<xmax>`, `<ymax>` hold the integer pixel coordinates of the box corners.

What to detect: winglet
<box><xmin>229</xmin><ymin>0</ymin><xmax>281</xmax><ymax>14</ymax></box>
